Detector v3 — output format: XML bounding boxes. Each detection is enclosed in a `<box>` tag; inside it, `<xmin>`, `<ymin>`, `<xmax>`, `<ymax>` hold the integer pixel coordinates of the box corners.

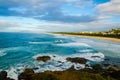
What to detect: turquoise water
<box><xmin>0</xmin><ymin>32</ymin><xmax>119</xmax><ymax>79</ymax></box>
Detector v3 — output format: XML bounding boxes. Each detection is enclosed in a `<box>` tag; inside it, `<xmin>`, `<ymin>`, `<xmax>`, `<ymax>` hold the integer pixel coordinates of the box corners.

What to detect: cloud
<box><xmin>0</xmin><ymin>0</ymin><xmax>119</xmax><ymax>33</ymax></box>
<box><xmin>0</xmin><ymin>20</ymin><xmax>19</xmax><ymax>32</ymax></box>
<box><xmin>65</xmin><ymin>0</ymin><xmax>93</xmax><ymax>8</ymax></box>
<box><xmin>37</xmin><ymin>12</ymin><xmax>97</xmax><ymax>23</ymax></box>
<box><xmin>0</xmin><ymin>20</ymin><xmax>18</xmax><ymax>28</ymax></box>
<box><xmin>0</xmin><ymin>17</ymin><xmax>46</xmax><ymax>33</ymax></box>
<box><xmin>0</xmin><ymin>0</ymin><xmax>96</xmax><ymax>23</ymax></box>
<box><xmin>0</xmin><ymin>16</ymin><xmax>119</xmax><ymax>33</ymax></box>
<box><xmin>97</xmin><ymin>0</ymin><xmax>120</xmax><ymax>16</ymax></box>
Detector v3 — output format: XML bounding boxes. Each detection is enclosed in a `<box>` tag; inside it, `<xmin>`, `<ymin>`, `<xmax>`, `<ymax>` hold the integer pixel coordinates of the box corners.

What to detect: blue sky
<box><xmin>0</xmin><ymin>0</ymin><xmax>120</xmax><ymax>32</ymax></box>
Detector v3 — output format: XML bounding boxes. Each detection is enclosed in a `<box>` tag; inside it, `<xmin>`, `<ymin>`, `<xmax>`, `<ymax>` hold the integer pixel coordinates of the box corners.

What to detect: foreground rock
<box><xmin>0</xmin><ymin>71</ymin><xmax>14</xmax><ymax>80</ymax></box>
<box><xmin>18</xmin><ymin>68</ymin><xmax>58</xmax><ymax>80</ymax></box>
<box><xmin>18</xmin><ymin>65</ymin><xmax>117</xmax><ymax>80</ymax></box>
<box><xmin>66</xmin><ymin>57</ymin><xmax>87</xmax><ymax>64</ymax></box>
<box><xmin>36</xmin><ymin>56</ymin><xmax>51</xmax><ymax>62</ymax></box>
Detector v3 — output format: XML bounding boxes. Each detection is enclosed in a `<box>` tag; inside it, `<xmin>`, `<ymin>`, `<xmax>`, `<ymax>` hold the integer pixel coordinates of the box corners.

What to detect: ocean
<box><xmin>0</xmin><ymin>32</ymin><xmax>120</xmax><ymax>80</ymax></box>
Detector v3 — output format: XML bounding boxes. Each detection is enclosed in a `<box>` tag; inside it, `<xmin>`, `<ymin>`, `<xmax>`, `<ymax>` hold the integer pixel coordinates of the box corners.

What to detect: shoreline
<box><xmin>53</xmin><ymin>33</ymin><xmax>120</xmax><ymax>43</ymax></box>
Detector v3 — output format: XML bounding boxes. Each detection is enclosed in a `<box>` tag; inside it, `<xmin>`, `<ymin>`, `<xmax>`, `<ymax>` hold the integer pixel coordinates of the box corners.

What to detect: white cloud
<box><xmin>0</xmin><ymin>16</ymin><xmax>119</xmax><ymax>33</ymax></box>
<box><xmin>0</xmin><ymin>20</ymin><xmax>19</xmax><ymax>30</ymax></box>
<box><xmin>0</xmin><ymin>16</ymin><xmax>46</xmax><ymax>33</ymax></box>
<box><xmin>97</xmin><ymin>0</ymin><xmax>120</xmax><ymax>16</ymax></box>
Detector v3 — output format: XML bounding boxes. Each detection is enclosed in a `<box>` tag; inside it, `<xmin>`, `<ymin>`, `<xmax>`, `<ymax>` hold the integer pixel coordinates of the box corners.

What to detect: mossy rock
<box><xmin>108</xmin><ymin>66</ymin><xmax>119</xmax><ymax>72</ymax></box>
<box><xmin>36</xmin><ymin>56</ymin><xmax>51</xmax><ymax>62</ymax></box>
<box><xmin>92</xmin><ymin>64</ymin><xmax>104</xmax><ymax>73</ymax></box>
<box><xmin>19</xmin><ymin>70</ymin><xmax>58</xmax><ymax>80</ymax></box>
<box><xmin>18</xmin><ymin>69</ymin><xmax>115</xmax><ymax>80</ymax></box>
<box><xmin>24</xmin><ymin>68</ymin><xmax>34</xmax><ymax>74</ymax></box>
<box><xmin>31</xmin><ymin>73</ymin><xmax>58</xmax><ymax>80</ymax></box>
<box><xmin>66</xmin><ymin>57</ymin><xmax>87</xmax><ymax>64</ymax></box>
<box><xmin>18</xmin><ymin>68</ymin><xmax>34</xmax><ymax>80</ymax></box>
<box><xmin>80</xmin><ymin>68</ymin><xmax>94</xmax><ymax>73</ymax></box>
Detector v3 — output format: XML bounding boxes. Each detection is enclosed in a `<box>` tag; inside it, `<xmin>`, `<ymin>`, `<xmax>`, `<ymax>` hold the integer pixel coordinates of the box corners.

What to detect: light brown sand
<box><xmin>58</xmin><ymin>34</ymin><xmax>120</xmax><ymax>43</ymax></box>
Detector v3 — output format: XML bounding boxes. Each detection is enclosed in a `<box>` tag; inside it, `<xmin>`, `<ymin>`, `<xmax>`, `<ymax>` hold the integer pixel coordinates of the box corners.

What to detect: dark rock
<box><xmin>32</xmin><ymin>67</ymin><xmax>39</xmax><ymax>70</ymax></box>
<box><xmin>18</xmin><ymin>67</ymin><xmax>113</xmax><ymax>80</ymax></box>
<box><xmin>19</xmin><ymin>70</ymin><xmax>58</xmax><ymax>80</ymax></box>
<box><xmin>18</xmin><ymin>68</ymin><xmax>34</xmax><ymax>80</ymax></box>
<box><xmin>109</xmin><ymin>70</ymin><xmax>120</xmax><ymax>80</ymax></box>
<box><xmin>7</xmin><ymin>78</ymin><xmax>15</xmax><ymax>80</ymax></box>
<box><xmin>36</xmin><ymin>56</ymin><xmax>51</xmax><ymax>62</ymax></box>
<box><xmin>104</xmin><ymin>58</ymin><xmax>110</xmax><ymax>61</ymax></box>
<box><xmin>66</xmin><ymin>57</ymin><xmax>87</xmax><ymax>64</ymax></box>
<box><xmin>92</xmin><ymin>64</ymin><xmax>103</xmax><ymax>73</ymax></box>
<box><xmin>24</xmin><ymin>68</ymin><xmax>34</xmax><ymax>74</ymax></box>
<box><xmin>58</xmin><ymin>61</ymin><xmax>64</xmax><ymax>64</ymax></box>
<box><xmin>103</xmin><ymin>64</ymin><xmax>110</xmax><ymax>67</ymax></box>
<box><xmin>0</xmin><ymin>71</ymin><xmax>7</xmax><ymax>79</ymax></box>
<box><xmin>113</xmin><ymin>64</ymin><xmax>118</xmax><ymax>67</ymax></box>
<box><xmin>0</xmin><ymin>71</ymin><xmax>14</xmax><ymax>80</ymax></box>
<box><xmin>80</xmin><ymin>68</ymin><xmax>94</xmax><ymax>73</ymax></box>
<box><xmin>53</xmin><ymin>56</ymin><xmax>56</xmax><ymax>57</ymax></box>
<box><xmin>91</xmin><ymin>56</ymin><xmax>101</xmax><ymax>58</ymax></box>
<box><xmin>85</xmin><ymin>64</ymin><xmax>89</xmax><ymax>68</ymax></box>
<box><xmin>58</xmin><ymin>61</ymin><xmax>62</xmax><ymax>63</ymax></box>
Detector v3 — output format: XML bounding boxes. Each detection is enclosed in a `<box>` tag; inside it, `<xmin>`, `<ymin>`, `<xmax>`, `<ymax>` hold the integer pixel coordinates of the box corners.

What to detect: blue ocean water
<box><xmin>0</xmin><ymin>32</ymin><xmax>120</xmax><ymax>79</ymax></box>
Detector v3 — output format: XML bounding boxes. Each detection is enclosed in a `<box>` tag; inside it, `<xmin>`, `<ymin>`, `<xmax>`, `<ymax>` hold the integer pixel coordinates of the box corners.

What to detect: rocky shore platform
<box><xmin>1</xmin><ymin>55</ymin><xmax>120</xmax><ymax>80</ymax></box>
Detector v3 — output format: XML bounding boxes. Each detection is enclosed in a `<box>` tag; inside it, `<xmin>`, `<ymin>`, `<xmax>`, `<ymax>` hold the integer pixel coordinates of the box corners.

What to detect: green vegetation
<box><xmin>51</xmin><ymin>28</ymin><xmax>120</xmax><ymax>39</ymax></box>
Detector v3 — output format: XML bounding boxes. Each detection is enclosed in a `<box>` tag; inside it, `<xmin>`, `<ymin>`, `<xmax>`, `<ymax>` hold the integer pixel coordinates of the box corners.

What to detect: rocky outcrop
<box><xmin>18</xmin><ymin>65</ymin><xmax>115</xmax><ymax>80</ymax></box>
<box><xmin>91</xmin><ymin>56</ymin><xmax>101</xmax><ymax>58</ymax></box>
<box><xmin>18</xmin><ymin>68</ymin><xmax>34</xmax><ymax>80</ymax></box>
<box><xmin>66</xmin><ymin>57</ymin><xmax>87</xmax><ymax>64</ymax></box>
<box><xmin>0</xmin><ymin>71</ymin><xmax>14</xmax><ymax>80</ymax></box>
<box><xmin>108</xmin><ymin>66</ymin><xmax>119</xmax><ymax>72</ymax></box>
<box><xmin>18</xmin><ymin>69</ymin><xmax>58</xmax><ymax>80</ymax></box>
<box><xmin>36</xmin><ymin>56</ymin><xmax>51</xmax><ymax>62</ymax></box>
<box><xmin>92</xmin><ymin>64</ymin><xmax>104</xmax><ymax>73</ymax></box>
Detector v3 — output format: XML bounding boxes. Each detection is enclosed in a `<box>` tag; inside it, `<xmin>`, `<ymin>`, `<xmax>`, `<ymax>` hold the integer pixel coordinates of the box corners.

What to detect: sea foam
<box><xmin>28</xmin><ymin>41</ymin><xmax>51</xmax><ymax>44</ymax></box>
<box><xmin>55</xmin><ymin>42</ymin><xmax>91</xmax><ymax>47</ymax></box>
<box><xmin>5</xmin><ymin>48</ymin><xmax>104</xmax><ymax>80</ymax></box>
<box><xmin>32</xmin><ymin>52</ymin><xmax>104</xmax><ymax>72</ymax></box>
<box><xmin>0</xmin><ymin>47</ymin><xmax>23</xmax><ymax>57</ymax></box>
<box><xmin>76</xmin><ymin>49</ymin><xmax>93</xmax><ymax>53</ymax></box>
<box><xmin>0</xmin><ymin>50</ymin><xmax>7</xmax><ymax>57</ymax></box>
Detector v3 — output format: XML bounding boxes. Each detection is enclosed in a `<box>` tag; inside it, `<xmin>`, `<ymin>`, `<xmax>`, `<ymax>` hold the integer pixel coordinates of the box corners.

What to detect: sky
<box><xmin>0</xmin><ymin>0</ymin><xmax>120</xmax><ymax>33</ymax></box>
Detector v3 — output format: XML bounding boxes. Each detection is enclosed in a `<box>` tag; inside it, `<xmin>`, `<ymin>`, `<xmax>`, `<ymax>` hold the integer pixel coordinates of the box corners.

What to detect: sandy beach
<box><xmin>55</xmin><ymin>34</ymin><xmax>120</xmax><ymax>43</ymax></box>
